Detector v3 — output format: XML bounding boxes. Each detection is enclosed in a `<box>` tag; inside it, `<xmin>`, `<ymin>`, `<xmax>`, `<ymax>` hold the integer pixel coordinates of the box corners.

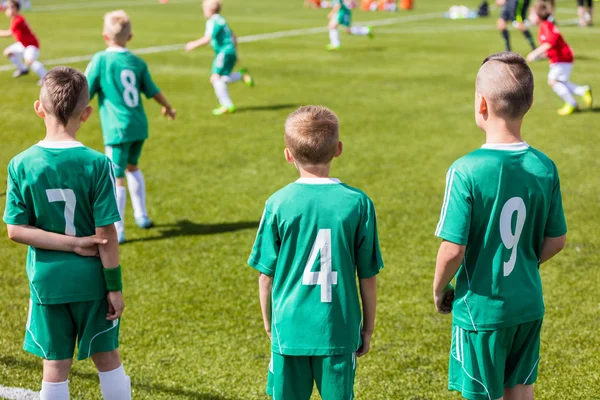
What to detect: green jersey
<box><xmin>85</xmin><ymin>47</ymin><xmax>160</xmax><ymax>146</ymax></box>
<box><xmin>205</xmin><ymin>14</ymin><xmax>236</xmax><ymax>55</ymax></box>
<box><xmin>333</xmin><ymin>0</ymin><xmax>350</xmax><ymax>11</ymax></box>
<box><xmin>3</xmin><ymin>141</ymin><xmax>121</xmax><ymax>305</ymax></box>
<box><xmin>435</xmin><ymin>143</ymin><xmax>567</xmax><ymax>331</ymax></box>
<box><xmin>249</xmin><ymin>178</ymin><xmax>384</xmax><ymax>356</ymax></box>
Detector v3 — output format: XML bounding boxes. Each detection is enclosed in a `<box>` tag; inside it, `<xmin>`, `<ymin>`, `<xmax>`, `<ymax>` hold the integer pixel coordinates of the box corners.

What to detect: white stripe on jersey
<box><xmin>435</xmin><ymin>169</ymin><xmax>456</xmax><ymax>237</ymax></box>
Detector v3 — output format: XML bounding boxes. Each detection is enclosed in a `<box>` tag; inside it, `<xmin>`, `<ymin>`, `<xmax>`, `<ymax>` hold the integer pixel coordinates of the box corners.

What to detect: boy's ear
<box><xmin>80</xmin><ymin>105</ymin><xmax>94</xmax><ymax>122</ymax></box>
<box><xmin>128</xmin><ymin>32</ymin><xmax>133</xmax><ymax>42</ymax></box>
<box><xmin>34</xmin><ymin>100</ymin><xmax>45</xmax><ymax>119</ymax></box>
<box><xmin>102</xmin><ymin>33</ymin><xmax>110</xmax><ymax>42</ymax></box>
<box><xmin>334</xmin><ymin>141</ymin><xmax>343</xmax><ymax>158</ymax></box>
<box><xmin>478</xmin><ymin>94</ymin><xmax>488</xmax><ymax>116</ymax></box>
<box><xmin>284</xmin><ymin>148</ymin><xmax>295</xmax><ymax>164</ymax></box>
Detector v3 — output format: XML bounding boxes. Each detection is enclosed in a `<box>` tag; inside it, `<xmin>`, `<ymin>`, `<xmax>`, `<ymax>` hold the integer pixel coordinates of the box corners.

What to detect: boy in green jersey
<box><xmin>184</xmin><ymin>0</ymin><xmax>253</xmax><ymax>116</ymax></box>
<box><xmin>4</xmin><ymin>67</ymin><xmax>131</xmax><ymax>400</ymax></box>
<box><xmin>327</xmin><ymin>0</ymin><xmax>373</xmax><ymax>51</ymax></box>
<box><xmin>249</xmin><ymin>106</ymin><xmax>383</xmax><ymax>399</ymax></box>
<box><xmin>433</xmin><ymin>52</ymin><xmax>567</xmax><ymax>400</ymax></box>
<box><xmin>85</xmin><ymin>10</ymin><xmax>176</xmax><ymax>243</ymax></box>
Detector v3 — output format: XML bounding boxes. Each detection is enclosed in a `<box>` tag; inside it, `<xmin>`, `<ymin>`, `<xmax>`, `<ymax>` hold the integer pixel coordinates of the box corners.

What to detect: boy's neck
<box><xmin>483</xmin><ymin>117</ymin><xmax>524</xmax><ymax>144</ymax></box>
<box><xmin>43</xmin><ymin>119</ymin><xmax>78</xmax><ymax>142</ymax></box>
<box><xmin>107</xmin><ymin>41</ymin><xmax>127</xmax><ymax>49</ymax></box>
<box><xmin>297</xmin><ymin>164</ymin><xmax>331</xmax><ymax>179</ymax></box>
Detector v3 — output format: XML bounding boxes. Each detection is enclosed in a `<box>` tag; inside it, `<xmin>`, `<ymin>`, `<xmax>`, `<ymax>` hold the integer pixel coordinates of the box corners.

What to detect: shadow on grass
<box><xmin>235</xmin><ymin>103</ymin><xmax>299</xmax><ymax>113</ymax></box>
<box><xmin>0</xmin><ymin>191</ymin><xmax>5</xmax><ymax>198</ymax></box>
<box><xmin>0</xmin><ymin>355</ymin><xmax>243</xmax><ymax>400</ymax></box>
<box><xmin>124</xmin><ymin>219</ymin><xmax>259</xmax><ymax>245</ymax></box>
<box><xmin>588</xmin><ymin>107</ymin><xmax>600</xmax><ymax>113</ymax></box>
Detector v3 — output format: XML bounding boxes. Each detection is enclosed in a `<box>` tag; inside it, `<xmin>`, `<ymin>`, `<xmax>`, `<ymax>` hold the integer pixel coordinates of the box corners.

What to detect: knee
<box><xmin>548</xmin><ymin>80</ymin><xmax>557</xmax><ymax>87</ymax></box>
<box><xmin>43</xmin><ymin>359</ymin><xmax>73</xmax><ymax>382</ymax></box>
<box><xmin>497</xmin><ymin>19</ymin><xmax>507</xmax><ymax>29</ymax></box>
<box><xmin>92</xmin><ymin>350</ymin><xmax>122</xmax><ymax>372</ymax></box>
<box><xmin>23</xmin><ymin>59</ymin><xmax>33</xmax><ymax>66</ymax></box>
<box><xmin>126</xmin><ymin>164</ymin><xmax>138</xmax><ymax>173</ymax></box>
<box><xmin>3</xmin><ymin>50</ymin><xmax>11</xmax><ymax>57</ymax></box>
<box><xmin>116</xmin><ymin>177</ymin><xmax>126</xmax><ymax>187</ymax></box>
<box><xmin>328</xmin><ymin>21</ymin><xmax>338</xmax><ymax>30</ymax></box>
<box><xmin>210</xmin><ymin>74</ymin><xmax>220</xmax><ymax>84</ymax></box>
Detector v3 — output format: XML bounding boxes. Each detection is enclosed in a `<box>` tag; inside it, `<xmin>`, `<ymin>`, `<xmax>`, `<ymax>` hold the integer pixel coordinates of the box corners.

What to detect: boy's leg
<box><xmin>41</xmin><ymin>360</ymin><xmax>72</xmax><ymax>400</ymax></box>
<box><xmin>504</xmin><ymin>319</ymin><xmax>543</xmax><ymax>400</ymax></box>
<box><xmin>93</xmin><ymin>350</ymin><xmax>131</xmax><ymax>400</ymax></box>
<box><xmin>124</xmin><ymin>140</ymin><xmax>152</xmax><ymax>228</ymax></box>
<box><xmin>23</xmin><ymin>45</ymin><xmax>47</xmax><ymax>82</ymax></box>
<box><xmin>211</xmin><ymin>52</ymin><xmax>238</xmax><ymax>115</ymax></box>
<box><xmin>313</xmin><ymin>353</ymin><xmax>356</xmax><ymax>400</ymax></box>
<box><xmin>515</xmin><ymin>0</ymin><xmax>536</xmax><ymax>51</ymax></box>
<box><xmin>105</xmin><ymin>144</ymin><xmax>129</xmax><ymax>242</ymax></box>
<box><xmin>548</xmin><ymin>63</ymin><xmax>579</xmax><ymax>114</ymax></box>
<box><xmin>504</xmin><ymin>384</ymin><xmax>534</xmax><ymax>400</ymax></box>
<box><xmin>328</xmin><ymin>19</ymin><xmax>341</xmax><ymax>48</ymax></box>
<box><xmin>497</xmin><ymin>17</ymin><xmax>511</xmax><ymax>52</ymax></box>
<box><xmin>3</xmin><ymin>42</ymin><xmax>29</xmax><ymax>76</ymax></box>
<box><xmin>271</xmin><ymin>353</ymin><xmax>313</xmax><ymax>400</ymax></box>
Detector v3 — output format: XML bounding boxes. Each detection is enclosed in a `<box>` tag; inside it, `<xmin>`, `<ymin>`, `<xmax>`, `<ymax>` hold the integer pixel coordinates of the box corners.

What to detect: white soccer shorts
<box><xmin>6</xmin><ymin>42</ymin><xmax>40</xmax><ymax>63</ymax></box>
<box><xmin>548</xmin><ymin>62</ymin><xmax>573</xmax><ymax>83</ymax></box>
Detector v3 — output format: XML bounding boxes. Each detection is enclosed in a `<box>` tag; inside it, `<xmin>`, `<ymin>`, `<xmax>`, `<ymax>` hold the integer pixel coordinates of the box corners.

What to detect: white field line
<box><xmin>0</xmin><ymin>385</ymin><xmax>38</xmax><ymax>400</ymax></box>
<box><xmin>375</xmin><ymin>18</ymin><xmax>581</xmax><ymax>34</ymax></box>
<box><xmin>29</xmin><ymin>0</ymin><xmax>199</xmax><ymax>13</ymax></box>
<box><xmin>0</xmin><ymin>11</ymin><xmax>443</xmax><ymax>73</ymax></box>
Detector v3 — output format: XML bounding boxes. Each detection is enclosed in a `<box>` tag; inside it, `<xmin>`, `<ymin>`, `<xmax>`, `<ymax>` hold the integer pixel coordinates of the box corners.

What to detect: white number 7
<box><xmin>499</xmin><ymin>197</ymin><xmax>526</xmax><ymax>277</ymax></box>
<box><xmin>46</xmin><ymin>189</ymin><xmax>77</xmax><ymax>236</ymax></box>
<box><xmin>302</xmin><ymin>229</ymin><xmax>338</xmax><ymax>303</ymax></box>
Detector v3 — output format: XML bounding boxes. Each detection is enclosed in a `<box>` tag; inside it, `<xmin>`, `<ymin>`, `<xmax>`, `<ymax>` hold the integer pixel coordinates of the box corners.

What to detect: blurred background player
<box><xmin>577</xmin><ymin>0</ymin><xmax>594</xmax><ymax>26</ymax></box>
<box><xmin>0</xmin><ymin>0</ymin><xmax>45</xmax><ymax>83</ymax></box>
<box><xmin>185</xmin><ymin>0</ymin><xmax>254</xmax><ymax>116</ymax></box>
<box><xmin>496</xmin><ymin>0</ymin><xmax>537</xmax><ymax>52</ymax></box>
<box><xmin>327</xmin><ymin>0</ymin><xmax>373</xmax><ymax>51</ymax></box>
<box><xmin>85</xmin><ymin>10</ymin><xmax>176</xmax><ymax>244</ymax></box>
<box><xmin>527</xmin><ymin>1</ymin><xmax>592</xmax><ymax>115</ymax></box>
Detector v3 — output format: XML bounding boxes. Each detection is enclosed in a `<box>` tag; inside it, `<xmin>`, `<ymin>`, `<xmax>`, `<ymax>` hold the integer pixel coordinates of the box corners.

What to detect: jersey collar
<box><xmin>106</xmin><ymin>46</ymin><xmax>129</xmax><ymax>53</ymax></box>
<box><xmin>37</xmin><ymin>140</ymin><xmax>84</xmax><ymax>149</ymax></box>
<box><xmin>295</xmin><ymin>178</ymin><xmax>341</xmax><ymax>185</ymax></box>
<box><xmin>481</xmin><ymin>142</ymin><xmax>530</xmax><ymax>151</ymax></box>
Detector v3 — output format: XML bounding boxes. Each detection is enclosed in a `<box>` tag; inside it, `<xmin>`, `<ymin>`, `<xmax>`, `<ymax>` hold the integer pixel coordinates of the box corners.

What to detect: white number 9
<box><xmin>499</xmin><ymin>197</ymin><xmax>527</xmax><ymax>277</ymax></box>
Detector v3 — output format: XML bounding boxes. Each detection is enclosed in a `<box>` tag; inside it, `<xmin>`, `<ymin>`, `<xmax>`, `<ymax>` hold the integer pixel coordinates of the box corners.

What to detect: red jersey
<box><xmin>10</xmin><ymin>15</ymin><xmax>39</xmax><ymax>49</ymax></box>
<box><xmin>538</xmin><ymin>20</ymin><xmax>573</xmax><ymax>64</ymax></box>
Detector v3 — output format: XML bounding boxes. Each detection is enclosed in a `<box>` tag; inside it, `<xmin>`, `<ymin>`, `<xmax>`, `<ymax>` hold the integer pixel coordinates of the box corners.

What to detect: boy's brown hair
<box><xmin>476</xmin><ymin>52</ymin><xmax>534</xmax><ymax>120</ymax></box>
<box><xmin>203</xmin><ymin>0</ymin><xmax>222</xmax><ymax>14</ymax></box>
<box><xmin>285</xmin><ymin>106</ymin><xmax>340</xmax><ymax>165</ymax></box>
<box><xmin>5</xmin><ymin>0</ymin><xmax>21</xmax><ymax>11</ymax></box>
<box><xmin>103</xmin><ymin>10</ymin><xmax>132</xmax><ymax>43</ymax></box>
<box><xmin>532</xmin><ymin>1</ymin><xmax>552</xmax><ymax>21</ymax></box>
<box><xmin>40</xmin><ymin>67</ymin><xmax>90</xmax><ymax>126</ymax></box>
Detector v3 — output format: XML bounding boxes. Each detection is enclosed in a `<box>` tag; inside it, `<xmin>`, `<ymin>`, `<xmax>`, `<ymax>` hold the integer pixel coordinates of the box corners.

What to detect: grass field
<box><xmin>1</xmin><ymin>0</ymin><xmax>599</xmax><ymax>398</ymax></box>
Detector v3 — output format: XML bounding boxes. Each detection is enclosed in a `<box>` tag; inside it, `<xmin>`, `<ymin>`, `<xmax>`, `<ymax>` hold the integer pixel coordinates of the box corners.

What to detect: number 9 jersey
<box><xmin>3</xmin><ymin>141</ymin><xmax>121</xmax><ymax>305</ymax></box>
<box><xmin>85</xmin><ymin>47</ymin><xmax>161</xmax><ymax>146</ymax></box>
<box><xmin>435</xmin><ymin>142</ymin><xmax>567</xmax><ymax>331</ymax></box>
<box><xmin>248</xmin><ymin>178</ymin><xmax>384</xmax><ymax>356</ymax></box>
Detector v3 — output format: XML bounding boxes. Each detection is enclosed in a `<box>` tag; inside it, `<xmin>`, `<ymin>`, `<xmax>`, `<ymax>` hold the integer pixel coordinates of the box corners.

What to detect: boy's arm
<box><xmin>357</xmin><ymin>276</ymin><xmax>376</xmax><ymax>357</ymax></box>
<box><xmin>540</xmin><ymin>234</ymin><xmax>566</xmax><ymax>264</ymax></box>
<box><xmin>258</xmin><ymin>273</ymin><xmax>273</xmax><ymax>340</ymax></box>
<box><xmin>433</xmin><ymin>240</ymin><xmax>465</xmax><ymax>314</ymax></box>
<box><xmin>0</xmin><ymin>30</ymin><xmax>12</xmax><ymax>37</ymax></box>
<box><xmin>96</xmin><ymin>224</ymin><xmax>124</xmax><ymax>321</ymax></box>
<box><xmin>526</xmin><ymin>43</ymin><xmax>552</xmax><ymax>62</ymax></box>
<box><xmin>153</xmin><ymin>92</ymin><xmax>176</xmax><ymax>120</ymax></box>
<box><xmin>184</xmin><ymin>36</ymin><xmax>210</xmax><ymax>52</ymax></box>
<box><xmin>7</xmin><ymin>224</ymin><xmax>107</xmax><ymax>256</ymax></box>
<box><xmin>328</xmin><ymin>4</ymin><xmax>341</xmax><ymax>19</ymax></box>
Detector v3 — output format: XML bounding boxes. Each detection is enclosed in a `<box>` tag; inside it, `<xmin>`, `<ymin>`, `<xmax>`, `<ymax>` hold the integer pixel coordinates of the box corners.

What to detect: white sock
<box><xmin>98</xmin><ymin>364</ymin><xmax>131</xmax><ymax>400</ymax></box>
<box><xmin>350</xmin><ymin>26</ymin><xmax>370</xmax><ymax>35</ymax></box>
<box><xmin>31</xmin><ymin>61</ymin><xmax>47</xmax><ymax>79</ymax></box>
<box><xmin>329</xmin><ymin>29</ymin><xmax>340</xmax><ymax>46</ymax></box>
<box><xmin>115</xmin><ymin>186</ymin><xmax>126</xmax><ymax>234</ymax></box>
<box><xmin>125</xmin><ymin>170</ymin><xmax>148</xmax><ymax>220</ymax></box>
<box><xmin>228</xmin><ymin>71</ymin><xmax>242</xmax><ymax>82</ymax></box>
<box><xmin>9</xmin><ymin>54</ymin><xmax>27</xmax><ymax>71</ymax></box>
<box><xmin>212</xmin><ymin>78</ymin><xmax>233</xmax><ymax>107</ymax></box>
<box><xmin>40</xmin><ymin>380</ymin><xmax>69</xmax><ymax>400</ymax></box>
<box><xmin>565</xmin><ymin>81</ymin><xmax>588</xmax><ymax>97</ymax></box>
<box><xmin>552</xmin><ymin>82</ymin><xmax>578</xmax><ymax>107</ymax></box>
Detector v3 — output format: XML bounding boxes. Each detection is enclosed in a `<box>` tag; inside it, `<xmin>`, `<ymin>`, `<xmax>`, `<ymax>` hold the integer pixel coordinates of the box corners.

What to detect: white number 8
<box><xmin>120</xmin><ymin>69</ymin><xmax>139</xmax><ymax>108</ymax></box>
<box><xmin>499</xmin><ymin>197</ymin><xmax>527</xmax><ymax>277</ymax></box>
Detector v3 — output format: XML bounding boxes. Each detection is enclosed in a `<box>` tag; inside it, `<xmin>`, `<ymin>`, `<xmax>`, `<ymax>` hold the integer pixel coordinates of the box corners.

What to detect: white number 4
<box><xmin>499</xmin><ymin>197</ymin><xmax>526</xmax><ymax>277</ymax></box>
<box><xmin>46</xmin><ymin>189</ymin><xmax>77</xmax><ymax>236</ymax></box>
<box><xmin>302</xmin><ymin>229</ymin><xmax>338</xmax><ymax>303</ymax></box>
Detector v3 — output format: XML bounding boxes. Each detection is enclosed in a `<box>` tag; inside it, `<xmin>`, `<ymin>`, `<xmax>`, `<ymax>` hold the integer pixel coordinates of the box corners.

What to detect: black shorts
<box><xmin>501</xmin><ymin>0</ymin><xmax>531</xmax><ymax>22</ymax></box>
<box><xmin>577</xmin><ymin>0</ymin><xmax>592</xmax><ymax>7</ymax></box>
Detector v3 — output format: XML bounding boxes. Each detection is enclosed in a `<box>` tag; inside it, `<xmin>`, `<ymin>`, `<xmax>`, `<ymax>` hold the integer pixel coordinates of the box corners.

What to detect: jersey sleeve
<box><xmin>3</xmin><ymin>162</ymin><xmax>29</xmax><ymax>226</ymax></box>
<box><xmin>85</xmin><ymin>54</ymin><xmax>101</xmax><ymax>99</ymax></box>
<box><xmin>435</xmin><ymin>167</ymin><xmax>472</xmax><ymax>245</ymax></box>
<box><xmin>355</xmin><ymin>198</ymin><xmax>384</xmax><ymax>279</ymax></box>
<box><xmin>544</xmin><ymin>166</ymin><xmax>567</xmax><ymax>237</ymax></box>
<box><xmin>540</xmin><ymin>23</ymin><xmax>559</xmax><ymax>47</ymax></box>
<box><xmin>93</xmin><ymin>157</ymin><xmax>121</xmax><ymax>227</ymax></box>
<box><xmin>204</xmin><ymin>18</ymin><xmax>215</xmax><ymax>38</ymax></box>
<box><xmin>141</xmin><ymin>63</ymin><xmax>160</xmax><ymax>99</ymax></box>
<box><xmin>248</xmin><ymin>204</ymin><xmax>280</xmax><ymax>276</ymax></box>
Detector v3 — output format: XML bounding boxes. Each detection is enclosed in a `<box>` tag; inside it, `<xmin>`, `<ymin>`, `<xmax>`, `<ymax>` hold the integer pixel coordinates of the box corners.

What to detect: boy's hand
<box><xmin>526</xmin><ymin>52</ymin><xmax>536</xmax><ymax>63</ymax></box>
<box><xmin>106</xmin><ymin>291</ymin><xmax>125</xmax><ymax>320</ymax></box>
<box><xmin>74</xmin><ymin>236</ymin><xmax>108</xmax><ymax>257</ymax></box>
<box><xmin>162</xmin><ymin>106</ymin><xmax>176</xmax><ymax>120</ymax></box>
<box><xmin>356</xmin><ymin>331</ymin><xmax>372</xmax><ymax>357</ymax></box>
<box><xmin>184</xmin><ymin>41</ymin><xmax>196</xmax><ymax>52</ymax></box>
<box><xmin>434</xmin><ymin>285</ymin><xmax>455</xmax><ymax>314</ymax></box>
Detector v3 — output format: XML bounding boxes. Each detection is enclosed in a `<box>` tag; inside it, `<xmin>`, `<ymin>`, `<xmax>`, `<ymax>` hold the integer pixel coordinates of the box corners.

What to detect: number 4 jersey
<box><xmin>3</xmin><ymin>141</ymin><xmax>121</xmax><ymax>304</ymax></box>
<box><xmin>435</xmin><ymin>142</ymin><xmax>567</xmax><ymax>331</ymax></box>
<box><xmin>248</xmin><ymin>178</ymin><xmax>384</xmax><ymax>356</ymax></box>
<box><xmin>85</xmin><ymin>47</ymin><xmax>160</xmax><ymax>146</ymax></box>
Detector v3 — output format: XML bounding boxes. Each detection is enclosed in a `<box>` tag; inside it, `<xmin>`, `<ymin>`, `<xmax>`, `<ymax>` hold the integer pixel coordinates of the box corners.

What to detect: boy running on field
<box><xmin>4</xmin><ymin>67</ymin><xmax>131</xmax><ymax>400</ymax></box>
<box><xmin>0</xmin><ymin>0</ymin><xmax>46</xmax><ymax>83</ymax></box>
<box><xmin>496</xmin><ymin>0</ymin><xmax>537</xmax><ymax>52</ymax></box>
<box><xmin>185</xmin><ymin>0</ymin><xmax>253</xmax><ymax>116</ymax></box>
<box><xmin>433</xmin><ymin>52</ymin><xmax>567</xmax><ymax>400</ymax></box>
<box><xmin>527</xmin><ymin>1</ymin><xmax>593</xmax><ymax>116</ymax></box>
<box><xmin>249</xmin><ymin>106</ymin><xmax>383</xmax><ymax>399</ymax></box>
<box><xmin>327</xmin><ymin>0</ymin><xmax>372</xmax><ymax>51</ymax></box>
<box><xmin>85</xmin><ymin>10</ymin><xmax>176</xmax><ymax>244</ymax></box>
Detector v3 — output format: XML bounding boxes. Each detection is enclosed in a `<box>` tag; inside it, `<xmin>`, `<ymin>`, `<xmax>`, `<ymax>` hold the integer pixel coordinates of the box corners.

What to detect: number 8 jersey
<box><xmin>435</xmin><ymin>142</ymin><xmax>567</xmax><ymax>331</ymax></box>
<box><xmin>3</xmin><ymin>141</ymin><xmax>121</xmax><ymax>305</ymax></box>
<box><xmin>85</xmin><ymin>47</ymin><xmax>160</xmax><ymax>146</ymax></box>
<box><xmin>248</xmin><ymin>178</ymin><xmax>384</xmax><ymax>356</ymax></box>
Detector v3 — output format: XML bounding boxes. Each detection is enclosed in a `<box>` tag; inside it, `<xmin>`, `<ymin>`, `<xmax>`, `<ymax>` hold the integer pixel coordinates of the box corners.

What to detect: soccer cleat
<box><xmin>557</xmin><ymin>103</ymin><xmax>578</xmax><ymax>116</ymax></box>
<box><xmin>582</xmin><ymin>86</ymin><xmax>593</xmax><ymax>109</ymax></box>
<box><xmin>212</xmin><ymin>105</ymin><xmax>236</xmax><ymax>116</ymax></box>
<box><xmin>326</xmin><ymin>44</ymin><xmax>340</xmax><ymax>51</ymax></box>
<box><xmin>240</xmin><ymin>68</ymin><xmax>254</xmax><ymax>87</ymax></box>
<box><xmin>135</xmin><ymin>216</ymin><xmax>153</xmax><ymax>229</ymax></box>
<box><xmin>367</xmin><ymin>26</ymin><xmax>374</xmax><ymax>39</ymax></box>
<box><xmin>12</xmin><ymin>69</ymin><xmax>29</xmax><ymax>78</ymax></box>
<box><xmin>117</xmin><ymin>231</ymin><xmax>126</xmax><ymax>244</ymax></box>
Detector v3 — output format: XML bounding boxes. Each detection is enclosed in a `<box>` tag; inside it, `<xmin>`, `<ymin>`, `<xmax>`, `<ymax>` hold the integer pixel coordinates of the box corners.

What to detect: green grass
<box><xmin>1</xmin><ymin>0</ymin><xmax>599</xmax><ymax>398</ymax></box>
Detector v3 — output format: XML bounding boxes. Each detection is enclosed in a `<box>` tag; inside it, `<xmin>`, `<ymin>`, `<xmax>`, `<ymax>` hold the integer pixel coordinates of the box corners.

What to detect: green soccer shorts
<box><xmin>449</xmin><ymin>319</ymin><xmax>543</xmax><ymax>400</ymax></box>
<box><xmin>211</xmin><ymin>51</ymin><xmax>237</xmax><ymax>76</ymax></box>
<box><xmin>24</xmin><ymin>299</ymin><xmax>120</xmax><ymax>361</ymax></box>
<box><xmin>266</xmin><ymin>352</ymin><xmax>357</xmax><ymax>400</ymax></box>
<box><xmin>336</xmin><ymin>9</ymin><xmax>352</xmax><ymax>27</ymax></box>
<box><xmin>105</xmin><ymin>140</ymin><xmax>145</xmax><ymax>178</ymax></box>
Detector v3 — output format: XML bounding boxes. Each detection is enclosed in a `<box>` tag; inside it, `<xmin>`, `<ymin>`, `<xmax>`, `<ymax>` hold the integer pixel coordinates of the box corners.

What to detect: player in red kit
<box><xmin>0</xmin><ymin>0</ymin><xmax>46</xmax><ymax>83</ymax></box>
<box><xmin>527</xmin><ymin>1</ymin><xmax>593</xmax><ymax>116</ymax></box>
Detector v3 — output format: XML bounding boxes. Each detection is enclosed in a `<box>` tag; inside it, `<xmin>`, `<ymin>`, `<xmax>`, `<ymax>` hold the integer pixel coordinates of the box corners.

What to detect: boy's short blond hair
<box><xmin>285</xmin><ymin>106</ymin><xmax>340</xmax><ymax>166</ymax></box>
<box><xmin>40</xmin><ymin>67</ymin><xmax>90</xmax><ymax>126</ymax></box>
<box><xmin>476</xmin><ymin>52</ymin><xmax>534</xmax><ymax>120</ymax></box>
<box><xmin>103</xmin><ymin>10</ymin><xmax>132</xmax><ymax>43</ymax></box>
<box><xmin>533</xmin><ymin>1</ymin><xmax>553</xmax><ymax>21</ymax></box>
<box><xmin>5</xmin><ymin>0</ymin><xmax>20</xmax><ymax>10</ymax></box>
<box><xmin>203</xmin><ymin>0</ymin><xmax>222</xmax><ymax>14</ymax></box>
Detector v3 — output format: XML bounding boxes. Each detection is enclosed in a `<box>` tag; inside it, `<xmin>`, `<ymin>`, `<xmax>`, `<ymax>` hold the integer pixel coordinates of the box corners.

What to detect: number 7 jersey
<box><xmin>435</xmin><ymin>142</ymin><xmax>567</xmax><ymax>331</ymax></box>
<box><xmin>248</xmin><ymin>178</ymin><xmax>384</xmax><ymax>356</ymax></box>
<box><xmin>85</xmin><ymin>47</ymin><xmax>160</xmax><ymax>146</ymax></box>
